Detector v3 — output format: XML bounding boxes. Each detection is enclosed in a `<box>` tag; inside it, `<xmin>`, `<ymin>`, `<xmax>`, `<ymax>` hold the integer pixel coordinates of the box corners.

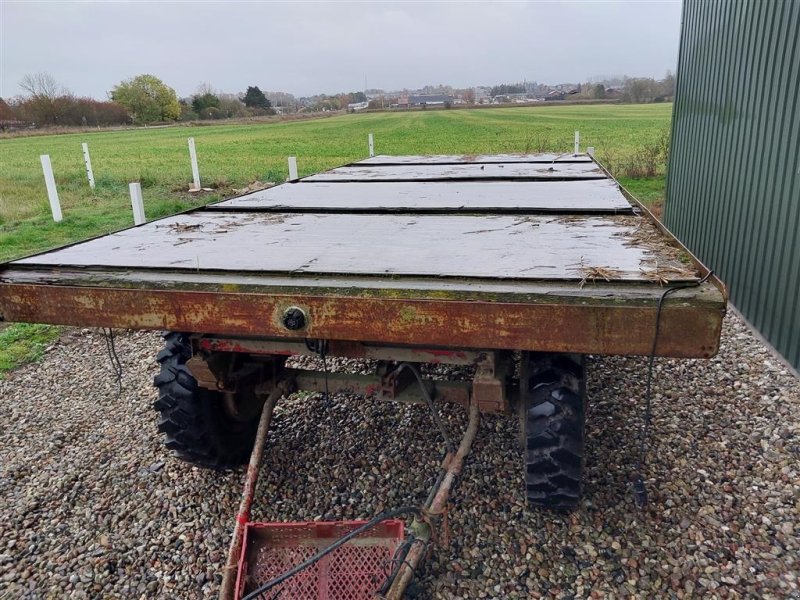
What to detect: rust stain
<box><xmin>0</xmin><ymin>283</ymin><xmax>725</xmax><ymax>358</ymax></box>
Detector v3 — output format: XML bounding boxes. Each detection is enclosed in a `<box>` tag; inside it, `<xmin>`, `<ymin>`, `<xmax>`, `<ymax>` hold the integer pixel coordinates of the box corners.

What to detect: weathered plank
<box><xmin>304</xmin><ymin>162</ymin><xmax>606</xmax><ymax>182</ymax></box>
<box><xmin>355</xmin><ymin>153</ymin><xmax>593</xmax><ymax>165</ymax></box>
<box><xmin>212</xmin><ymin>180</ymin><xmax>632</xmax><ymax>213</ymax></box>
<box><xmin>14</xmin><ymin>212</ymin><xmax>692</xmax><ymax>282</ymax></box>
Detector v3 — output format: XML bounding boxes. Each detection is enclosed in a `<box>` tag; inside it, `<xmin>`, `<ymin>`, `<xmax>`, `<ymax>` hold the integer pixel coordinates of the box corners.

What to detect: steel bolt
<box><xmin>282</xmin><ymin>307</ymin><xmax>307</xmax><ymax>331</ymax></box>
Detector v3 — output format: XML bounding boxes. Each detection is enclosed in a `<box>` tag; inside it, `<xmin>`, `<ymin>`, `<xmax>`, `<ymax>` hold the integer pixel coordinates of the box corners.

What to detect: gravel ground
<box><xmin>1</xmin><ymin>313</ymin><xmax>798</xmax><ymax>599</ymax></box>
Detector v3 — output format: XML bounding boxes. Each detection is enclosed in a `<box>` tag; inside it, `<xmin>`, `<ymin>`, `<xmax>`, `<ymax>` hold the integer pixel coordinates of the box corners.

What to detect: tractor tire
<box><xmin>152</xmin><ymin>332</ymin><xmax>260</xmax><ymax>469</ymax></box>
<box><xmin>520</xmin><ymin>352</ymin><xmax>586</xmax><ymax>510</ymax></box>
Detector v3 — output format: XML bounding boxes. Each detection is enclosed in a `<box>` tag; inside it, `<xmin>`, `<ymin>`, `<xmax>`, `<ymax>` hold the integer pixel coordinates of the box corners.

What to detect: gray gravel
<box><xmin>1</xmin><ymin>313</ymin><xmax>799</xmax><ymax>599</ymax></box>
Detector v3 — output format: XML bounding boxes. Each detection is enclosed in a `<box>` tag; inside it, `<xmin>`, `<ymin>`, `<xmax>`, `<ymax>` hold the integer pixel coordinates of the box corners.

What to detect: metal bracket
<box><xmin>471</xmin><ymin>352</ymin><xmax>512</xmax><ymax>413</ymax></box>
<box><xmin>378</xmin><ymin>361</ymin><xmax>414</xmax><ymax>399</ymax></box>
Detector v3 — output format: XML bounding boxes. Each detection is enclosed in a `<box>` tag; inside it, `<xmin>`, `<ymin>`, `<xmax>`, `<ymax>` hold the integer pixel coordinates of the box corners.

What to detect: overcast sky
<box><xmin>1</xmin><ymin>0</ymin><xmax>682</xmax><ymax>99</ymax></box>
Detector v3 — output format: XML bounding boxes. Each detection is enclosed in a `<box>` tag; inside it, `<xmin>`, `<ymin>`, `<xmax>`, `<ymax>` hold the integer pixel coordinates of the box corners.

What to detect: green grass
<box><xmin>0</xmin><ymin>103</ymin><xmax>673</xmax><ymax>262</ymax></box>
<box><xmin>0</xmin><ymin>323</ymin><xmax>62</xmax><ymax>379</ymax></box>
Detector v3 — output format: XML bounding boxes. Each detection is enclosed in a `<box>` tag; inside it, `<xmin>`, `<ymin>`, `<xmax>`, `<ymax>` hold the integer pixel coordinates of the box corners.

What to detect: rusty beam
<box><xmin>196</xmin><ymin>337</ymin><xmax>481</xmax><ymax>366</ymax></box>
<box><xmin>286</xmin><ymin>369</ymin><xmax>471</xmax><ymax>406</ymax></box>
<box><xmin>0</xmin><ymin>284</ymin><xmax>724</xmax><ymax>358</ymax></box>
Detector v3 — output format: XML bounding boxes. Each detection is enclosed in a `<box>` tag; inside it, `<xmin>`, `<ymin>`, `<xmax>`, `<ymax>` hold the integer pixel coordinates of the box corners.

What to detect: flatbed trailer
<box><xmin>0</xmin><ymin>153</ymin><xmax>726</xmax><ymax>599</ymax></box>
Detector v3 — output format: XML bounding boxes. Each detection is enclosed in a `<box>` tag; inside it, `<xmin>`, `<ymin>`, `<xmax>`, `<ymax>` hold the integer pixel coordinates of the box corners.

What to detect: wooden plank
<box><xmin>13</xmin><ymin>211</ymin><xmax>693</xmax><ymax>282</ymax></box>
<box><xmin>304</xmin><ymin>162</ymin><xmax>606</xmax><ymax>182</ymax></box>
<box><xmin>211</xmin><ymin>180</ymin><xmax>633</xmax><ymax>213</ymax></box>
<box><xmin>356</xmin><ymin>153</ymin><xmax>593</xmax><ymax>165</ymax></box>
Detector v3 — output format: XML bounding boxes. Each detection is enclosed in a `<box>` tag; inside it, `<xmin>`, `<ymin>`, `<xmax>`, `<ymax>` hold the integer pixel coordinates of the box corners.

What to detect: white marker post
<box><xmin>129</xmin><ymin>182</ymin><xmax>146</xmax><ymax>226</ymax></box>
<box><xmin>288</xmin><ymin>156</ymin><xmax>298</xmax><ymax>182</ymax></box>
<box><xmin>368</xmin><ymin>133</ymin><xmax>375</xmax><ymax>157</ymax></box>
<box><xmin>40</xmin><ymin>155</ymin><xmax>62</xmax><ymax>222</ymax></box>
<box><xmin>587</xmin><ymin>146</ymin><xmax>596</xmax><ymax>158</ymax></box>
<box><xmin>188</xmin><ymin>137</ymin><xmax>201</xmax><ymax>190</ymax></box>
<box><xmin>81</xmin><ymin>143</ymin><xmax>95</xmax><ymax>190</ymax></box>
<box><xmin>574</xmin><ymin>130</ymin><xmax>580</xmax><ymax>155</ymax></box>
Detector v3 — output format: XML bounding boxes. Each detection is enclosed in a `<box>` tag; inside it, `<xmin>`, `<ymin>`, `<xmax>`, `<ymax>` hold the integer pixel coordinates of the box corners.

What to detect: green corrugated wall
<box><xmin>665</xmin><ymin>0</ymin><xmax>800</xmax><ymax>370</ymax></box>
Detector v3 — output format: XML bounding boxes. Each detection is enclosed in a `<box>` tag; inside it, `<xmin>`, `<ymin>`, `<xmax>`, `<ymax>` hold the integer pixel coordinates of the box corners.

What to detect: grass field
<box><xmin>0</xmin><ymin>323</ymin><xmax>62</xmax><ymax>379</ymax></box>
<box><xmin>0</xmin><ymin>103</ymin><xmax>672</xmax><ymax>263</ymax></box>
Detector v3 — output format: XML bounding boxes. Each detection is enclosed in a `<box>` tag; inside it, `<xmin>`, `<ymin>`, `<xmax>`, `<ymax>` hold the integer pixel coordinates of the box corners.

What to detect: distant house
<box><xmin>347</xmin><ymin>101</ymin><xmax>369</xmax><ymax>112</ymax></box>
<box><xmin>408</xmin><ymin>94</ymin><xmax>453</xmax><ymax>106</ymax></box>
<box><xmin>545</xmin><ymin>89</ymin><xmax>579</xmax><ymax>101</ymax></box>
<box><xmin>492</xmin><ymin>92</ymin><xmax>532</xmax><ymax>104</ymax></box>
<box><xmin>474</xmin><ymin>87</ymin><xmax>491</xmax><ymax>103</ymax></box>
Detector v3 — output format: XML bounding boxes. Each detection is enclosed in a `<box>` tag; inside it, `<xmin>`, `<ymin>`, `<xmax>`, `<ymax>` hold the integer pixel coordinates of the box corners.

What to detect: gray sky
<box><xmin>1</xmin><ymin>0</ymin><xmax>682</xmax><ymax>99</ymax></box>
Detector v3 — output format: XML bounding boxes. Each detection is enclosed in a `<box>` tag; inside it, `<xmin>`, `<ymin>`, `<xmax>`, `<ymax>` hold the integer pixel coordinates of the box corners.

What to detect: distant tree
<box><xmin>110</xmin><ymin>74</ymin><xmax>181</xmax><ymax>123</ymax></box>
<box><xmin>351</xmin><ymin>91</ymin><xmax>367</xmax><ymax>103</ymax></box>
<box><xmin>12</xmin><ymin>94</ymin><xmax>129</xmax><ymax>127</ymax></box>
<box><xmin>0</xmin><ymin>97</ymin><xmax>13</xmax><ymax>120</ymax></box>
<box><xmin>57</xmin><ymin>98</ymin><xmax>130</xmax><ymax>126</ymax></box>
<box><xmin>265</xmin><ymin>91</ymin><xmax>294</xmax><ymax>112</ymax></box>
<box><xmin>490</xmin><ymin>83</ymin><xmax>525</xmax><ymax>96</ymax></box>
<box><xmin>195</xmin><ymin>82</ymin><xmax>214</xmax><ymax>95</ymax></box>
<box><xmin>243</xmin><ymin>86</ymin><xmax>270</xmax><ymax>109</ymax></box>
<box><xmin>622</xmin><ymin>78</ymin><xmax>657</xmax><ymax>103</ymax></box>
<box><xmin>462</xmin><ymin>89</ymin><xmax>476</xmax><ymax>104</ymax></box>
<box><xmin>218</xmin><ymin>94</ymin><xmax>248</xmax><ymax>119</ymax></box>
<box><xmin>18</xmin><ymin>72</ymin><xmax>69</xmax><ymax>125</ymax></box>
<box><xmin>19</xmin><ymin>72</ymin><xmax>63</xmax><ymax>100</ymax></box>
<box><xmin>11</xmin><ymin>73</ymin><xmax>130</xmax><ymax>129</ymax></box>
<box><xmin>177</xmin><ymin>99</ymin><xmax>198</xmax><ymax>122</ymax></box>
<box><xmin>190</xmin><ymin>82</ymin><xmax>220</xmax><ymax>118</ymax></box>
<box><xmin>192</xmin><ymin>92</ymin><xmax>220</xmax><ymax>117</ymax></box>
<box><xmin>661</xmin><ymin>70</ymin><xmax>676</xmax><ymax>97</ymax></box>
<box><xmin>0</xmin><ymin>97</ymin><xmax>16</xmax><ymax>130</ymax></box>
<box><xmin>591</xmin><ymin>84</ymin><xmax>606</xmax><ymax>99</ymax></box>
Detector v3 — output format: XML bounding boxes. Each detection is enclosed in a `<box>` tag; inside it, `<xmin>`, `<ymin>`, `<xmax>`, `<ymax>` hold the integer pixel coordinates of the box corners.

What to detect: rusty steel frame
<box><xmin>213</xmin><ymin>340</ymin><xmax>512</xmax><ymax>412</ymax></box>
<box><xmin>0</xmin><ymin>283</ymin><xmax>724</xmax><ymax>358</ymax></box>
<box><xmin>286</xmin><ymin>369</ymin><xmax>474</xmax><ymax>407</ymax></box>
<box><xmin>196</xmin><ymin>337</ymin><xmax>482</xmax><ymax>365</ymax></box>
<box><xmin>189</xmin><ymin>337</ymin><xmax>511</xmax><ymax>412</ymax></box>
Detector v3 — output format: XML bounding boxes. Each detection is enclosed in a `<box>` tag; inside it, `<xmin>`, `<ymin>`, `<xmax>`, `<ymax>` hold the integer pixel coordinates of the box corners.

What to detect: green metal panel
<box><xmin>666</xmin><ymin>0</ymin><xmax>800</xmax><ymax>370</ymax></box>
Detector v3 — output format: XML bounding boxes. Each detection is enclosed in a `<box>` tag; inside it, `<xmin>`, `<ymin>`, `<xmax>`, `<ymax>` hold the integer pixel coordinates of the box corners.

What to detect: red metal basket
<box><xmin>234</xmin><ymin>520</ymin><xmax>405</xmax><ymax>600</ymax></box>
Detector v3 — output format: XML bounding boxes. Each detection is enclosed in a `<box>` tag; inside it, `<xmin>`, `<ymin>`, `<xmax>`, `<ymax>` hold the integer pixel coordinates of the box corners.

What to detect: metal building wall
<box><xmin>665</xmin><ymin>0</ymin><xmax>800</xmax><ymax>370</ymax></box>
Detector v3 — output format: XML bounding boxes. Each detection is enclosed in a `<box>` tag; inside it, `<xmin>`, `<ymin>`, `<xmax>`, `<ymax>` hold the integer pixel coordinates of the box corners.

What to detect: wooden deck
<box><xmin>211</xmin><ymin>180</ymin><xmax>634</xmax><ymax>213</ymax></box>
<box><xmin>11</xmin><ymin>213</ymin><xmax>690</xmax><ymax>282</ymax></box>
<box><xmin>304</xmin><ymin>162</ymin><xmax>605</xmax><ymax>182</ymax></box>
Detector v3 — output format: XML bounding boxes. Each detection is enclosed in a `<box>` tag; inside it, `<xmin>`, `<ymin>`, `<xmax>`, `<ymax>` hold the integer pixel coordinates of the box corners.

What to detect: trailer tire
<box><xmin>152</xmin><ymin>332</ymin><xmax>259</xmax><ymax>469</ymax></box>
<box><xmin>520</xmin><ymin>352</ymin><xmax>586</xmax><ymax>510</ymax></box>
